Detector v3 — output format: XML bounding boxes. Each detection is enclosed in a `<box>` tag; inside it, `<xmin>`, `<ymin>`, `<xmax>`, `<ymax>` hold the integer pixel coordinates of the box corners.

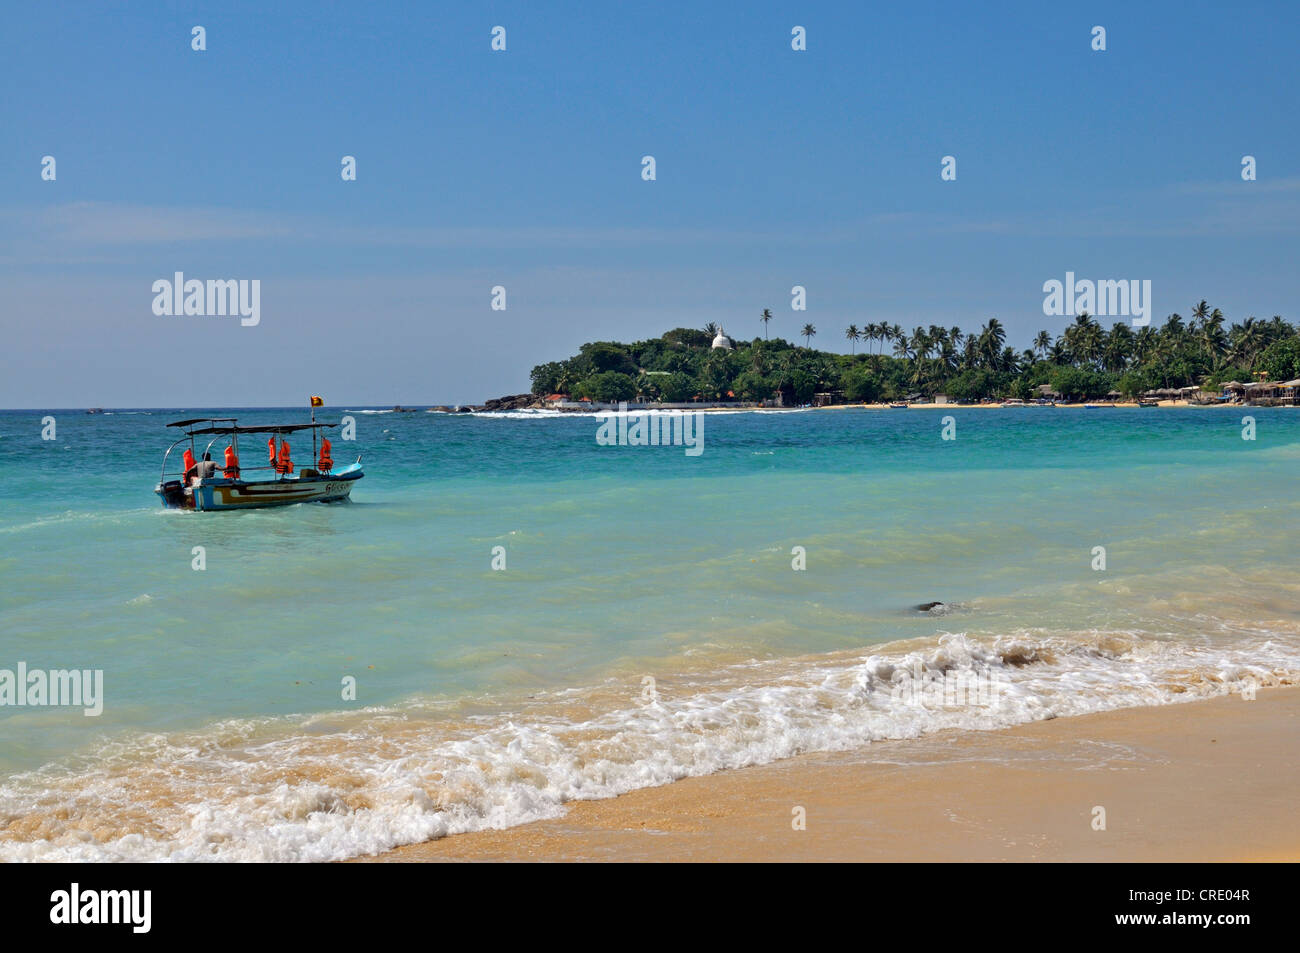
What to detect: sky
<box><xmin>2</xmin><ymin>1</ymin><xmax>1298</xmax><ymax>407</ymax></box>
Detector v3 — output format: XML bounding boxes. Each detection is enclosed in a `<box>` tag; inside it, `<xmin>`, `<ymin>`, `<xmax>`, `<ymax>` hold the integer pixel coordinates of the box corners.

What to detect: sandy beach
<box><xmin>364</xmin><ymin>687</ymin><xmax>1300</xmax><ymax>863</ymax></box>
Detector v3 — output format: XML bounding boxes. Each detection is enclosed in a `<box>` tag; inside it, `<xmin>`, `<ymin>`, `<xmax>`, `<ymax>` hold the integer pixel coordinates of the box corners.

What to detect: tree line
<box><xmin>529</xmin><ymin>302</ymin><xmax>1300</xmax><ymax>404</ymax></box>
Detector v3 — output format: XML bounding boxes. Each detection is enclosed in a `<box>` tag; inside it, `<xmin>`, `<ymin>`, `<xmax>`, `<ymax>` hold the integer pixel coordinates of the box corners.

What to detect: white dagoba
<box><xmin>711</xmin><ymin>327</ymin><xmax>733</xmax><ymax>350</ymax></box>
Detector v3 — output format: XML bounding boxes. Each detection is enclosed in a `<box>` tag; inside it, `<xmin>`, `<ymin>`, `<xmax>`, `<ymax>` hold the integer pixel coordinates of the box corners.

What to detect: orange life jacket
<box><xmin>276</xmin><ymin>440</ymin><xmax>293</xmax><ymax>475</ymax></box>
<box><xmin>182</xmin><ymin>448</ymin><xmax>196</xmax><ymax>476</ymax></box>
<box><xmin>223</xmin><ymin>445</ymin><xmax>240</xmax><ymax>479</ymax></box>
<box><xmin>268</xmin><ymin>438</ymin><xmax>277</xmax><ymax>464</ymax></box>
<box><xmin>318</xmin><ymin>438</ymin><xmax>333</xmax><ymax>472</ymax></box>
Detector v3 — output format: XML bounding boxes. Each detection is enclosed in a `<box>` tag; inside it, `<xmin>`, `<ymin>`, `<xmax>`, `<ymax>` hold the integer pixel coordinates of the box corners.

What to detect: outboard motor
<box><xmin>155</xmin><ymin>480</ymin><xmax>188</xmax><ymax>508</ymax></box>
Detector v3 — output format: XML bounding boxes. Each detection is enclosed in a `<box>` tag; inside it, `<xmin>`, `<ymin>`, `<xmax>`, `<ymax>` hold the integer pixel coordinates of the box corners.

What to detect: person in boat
<box><xmin>191</xmin><ymin>452</ymin><xmax>217</xmax><ymax>486</ymax></box>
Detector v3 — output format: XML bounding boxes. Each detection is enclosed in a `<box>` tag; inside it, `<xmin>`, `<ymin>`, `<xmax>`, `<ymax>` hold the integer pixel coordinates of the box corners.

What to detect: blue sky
<box><xmin>2</xmin><ymin>1</ymin><xmax>1298</xmax><ymax>406</ymax></box>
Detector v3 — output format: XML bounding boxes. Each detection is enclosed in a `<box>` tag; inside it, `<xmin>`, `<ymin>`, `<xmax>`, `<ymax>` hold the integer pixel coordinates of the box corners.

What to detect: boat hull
<box><xmin>156</xmin><ymin>465</ymin><xmax>363</xmax><ymax>510</ymax></box>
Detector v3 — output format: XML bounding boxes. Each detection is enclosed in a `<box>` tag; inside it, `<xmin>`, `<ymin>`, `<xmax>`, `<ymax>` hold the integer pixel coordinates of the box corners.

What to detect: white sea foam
<box><xmin>0</xmin><ymin>629</ymin><xmax>1295</xmax><ymax>863</ymax></box>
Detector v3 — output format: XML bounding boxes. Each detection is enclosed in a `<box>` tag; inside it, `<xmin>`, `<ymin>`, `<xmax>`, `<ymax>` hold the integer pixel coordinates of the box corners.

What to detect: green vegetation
<box><xmin>529</xmin><ymin>303</ymin><xmax>1296</xmax><ymax>404</ymax></box>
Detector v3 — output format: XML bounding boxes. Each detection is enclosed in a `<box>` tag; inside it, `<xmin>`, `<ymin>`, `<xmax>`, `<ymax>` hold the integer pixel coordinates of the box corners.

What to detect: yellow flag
<box><xmin>310</xmin><ymin>396</ymin><xmax>324</xmax><ymax>407</ymax></box>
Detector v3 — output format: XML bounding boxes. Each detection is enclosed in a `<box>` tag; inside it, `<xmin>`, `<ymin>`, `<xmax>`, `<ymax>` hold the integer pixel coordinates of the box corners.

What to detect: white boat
<box><xmin>155</xmin><ymin>418</ymin><xmax>363</xmax><ymax>511</ymax></box>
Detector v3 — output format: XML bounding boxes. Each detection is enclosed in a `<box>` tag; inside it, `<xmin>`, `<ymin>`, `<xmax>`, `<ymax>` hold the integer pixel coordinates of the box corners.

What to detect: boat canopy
<box><xmin>167</xmin><ymin>417</ymin><xmax>238</xmax><ymax>427</ymax></box>
<box><xmin>167</xmin><ymin>418</ymin><xmax>338</xmax><ymax>435</ymax></box>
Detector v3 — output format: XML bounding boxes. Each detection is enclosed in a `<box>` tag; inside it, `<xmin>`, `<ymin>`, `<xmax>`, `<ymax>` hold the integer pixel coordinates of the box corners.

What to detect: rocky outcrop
<box><xmin>480</xmin><ymin>394</ymin><xmax>541</xmax><ymax>412</ymax></box>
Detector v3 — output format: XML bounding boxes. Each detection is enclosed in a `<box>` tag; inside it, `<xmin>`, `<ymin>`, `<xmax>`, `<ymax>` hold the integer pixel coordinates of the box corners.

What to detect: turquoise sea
<box><xmin>2</xmin><ymin>406</ymin><xmax>1299</xmax><ymax>860</ymax></box>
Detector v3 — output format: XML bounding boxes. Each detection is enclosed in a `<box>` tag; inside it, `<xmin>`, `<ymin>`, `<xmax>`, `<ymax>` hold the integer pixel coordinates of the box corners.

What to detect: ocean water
<box><xmin>1</xmin><ymin>405</ymin><xmax>1298</xmax><ymax>861</ymax></box>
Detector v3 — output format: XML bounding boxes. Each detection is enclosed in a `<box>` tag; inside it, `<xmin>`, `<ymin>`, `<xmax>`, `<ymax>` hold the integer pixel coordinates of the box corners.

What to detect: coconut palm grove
<box><xmin>528</xmin><ymin>302</ymin><xmax>1300</xmax><ymax>405</ymax></box>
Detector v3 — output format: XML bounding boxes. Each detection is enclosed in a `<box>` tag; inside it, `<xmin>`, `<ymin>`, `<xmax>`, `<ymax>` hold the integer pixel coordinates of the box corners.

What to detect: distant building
<box><xmin>711</xmin><ymin>328</ymin><xmax>733</xmax><ymax>350</ymax></box>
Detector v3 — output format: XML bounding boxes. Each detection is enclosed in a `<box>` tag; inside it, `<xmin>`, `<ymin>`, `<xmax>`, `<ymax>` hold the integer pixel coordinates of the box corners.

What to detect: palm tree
<box><xmin>938</xmin><ymin>339</ymin><xmax>958</xmax><ymax>374</ymax></box>
<box><xmin>1104</xmin><ymin>322</ymin><xmax>1133</xmax><ymax>372</ymax></box>
<box><xmin>910</xmin><ymin>327</ymin><xmax>932</xmax><ymax>362</ymax></box>
<box><xmin>845</xmin><ymin>324</ymin><xmax>860</xmax><ymax>354</ymax></box>
<box><xmin>1132</xmin><ymin>325</ymin><xmax>1156</xmax><ymax>365</ymax></box>
<box><xmin>801</xmin><ymin>323</ymin><xmax>816</xmax><ymax>347</ymax></box>
<box><xmin>760</xmin><ymin>308</ymin><xmax>772</xmax><ymax>340</ymax></box>
<box><xmin>1063</xmin><ymin>313</ymin><xmax>1101</xmax><ymax>367</ymax></box>
<box><xmin>1033</xmin><ymin>330</ymin><xmax>1052</xmax><ymax>360</ymax></box>
<box><xmin>1191</xmin><ymin>300</ymin><xmax>1210</xmax><ymax>334</ymax></box>
<box><xmin>978</xmin><ymin>318</ymin><xmax>1005</xmax><ymax>368</ymax></box>
<box><xmin>1200</xmin><ymin>310</ymin><xmax>1227</xmax><ymax>368</ymax></box>
<box><xmin>704</xmin><ymin>322</ymin><xmax>719</xmax><ymax>338</ymax></box>
<box><xmin>1229</xmin><ymin>316</ymin><xmax>1263</xmax><ymax>368</ymax></box>
<box><xmin>1161</xmin><ymin>313</ymin><xmax>1185</xmax><ymax>344</ymax></box>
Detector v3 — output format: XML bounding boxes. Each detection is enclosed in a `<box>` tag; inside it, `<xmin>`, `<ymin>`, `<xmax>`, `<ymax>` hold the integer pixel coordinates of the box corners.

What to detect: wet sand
<box><xmin>362</xmin><ymin>687</ymin><xmax>1299</xmax><ymax>862</ymax></box>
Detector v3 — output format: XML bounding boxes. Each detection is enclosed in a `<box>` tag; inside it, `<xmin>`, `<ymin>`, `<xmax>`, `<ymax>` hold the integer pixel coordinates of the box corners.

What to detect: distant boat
<box><xmin>1083</xmin><ymin>403</ymin><xmax>1114</xmax><ymax>409</ymax></box>
<box><xmin>86</xmin><ymin>408</ymin><xmax>104</xmax><ymax>415</ymax></box>
<box><xmin>888</xmin><ymin>402</ymin><xmax>908</xmax><ymax>409</ymax></box>
<box><xmin>1137</xmin><ymin>399</ymin><xmax>1159</xmax><ymax>408</ymax></box>
<box><xmin>155</xmin><ymin>417</ymin><xmax>363</xmax><ymax>511</ymax></box>
<box><xmin>1001</xmin><ymin>399</ymin><xmax>1027</xmax><ymax>407</ymax></box>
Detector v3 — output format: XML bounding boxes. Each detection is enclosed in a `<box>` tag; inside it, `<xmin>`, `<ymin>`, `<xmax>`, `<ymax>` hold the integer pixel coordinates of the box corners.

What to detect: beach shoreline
<box><xmin>468</xmin><ymin>398</ymin><xmax>1261</xmax><ymax>414</ymax></box>
<box><xmin>361</xmin><ymin>687</ymin><xmax>1300</xmax><ymax>863</ymax></box>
